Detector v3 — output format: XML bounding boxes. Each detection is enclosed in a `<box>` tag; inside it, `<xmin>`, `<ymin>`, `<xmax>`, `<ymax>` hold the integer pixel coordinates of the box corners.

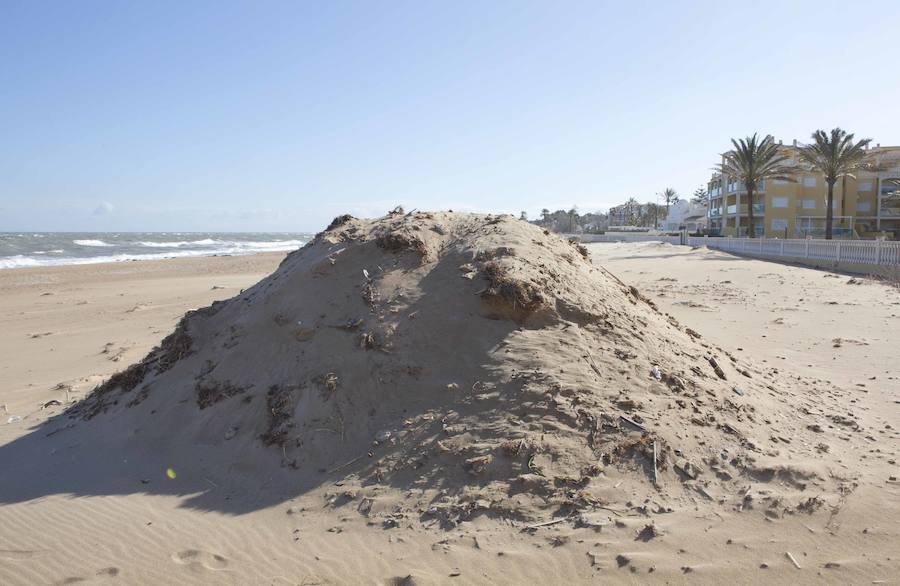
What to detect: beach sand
<box><xmin>1</xmin><ymin>237</ymin><xmax>898</xmax><ymax>585</ymax></box>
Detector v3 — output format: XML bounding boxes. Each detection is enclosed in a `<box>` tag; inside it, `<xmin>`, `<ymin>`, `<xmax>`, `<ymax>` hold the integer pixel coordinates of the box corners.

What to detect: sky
<box><xmin>2</xmin><ymin>1</ymin><xmax>899</xmax><ymax>232</ymax></box>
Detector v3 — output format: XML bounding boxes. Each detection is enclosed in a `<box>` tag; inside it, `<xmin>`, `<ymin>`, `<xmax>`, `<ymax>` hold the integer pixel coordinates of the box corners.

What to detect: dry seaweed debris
<box><xmin>196</xmin><ymin>379</ymin><xmax>249</xmax><ymax>409</ymax></box>
<box><xmin>78</xmin><ymin>362</ymin><xmax>150</xmax><ymax>418</ymax></box>
<box><xmin>261</xmin><ymin>385</ymin><xmax>296</xmax><ymax>446</ymax></box>
<box><xmin>480</xmin><ymin>260</ymin><xmax>546</xmax><ymax>317</ymax></box>
<box><xmin>76</xmin><ymin>319</ymin><xmax>195</xmax><ymax>419</ymax></box>
<box><xmin>568</xmin><ymin>238</ymin><xmax>590</xmax><ymax>259</ymax></box>
<box><xmin>326</xmin><ymin>214</ymin><xmax>356</xmax><ymax>231</ymax></box>
<box><xmin>316</xmin><ymin>373</ymin><xmax>339</xmax><ymax>399</ymax></box>
<box><xmin>154</xmin><ymin>324</ymin><xmax>194</xmax><ymax>373</ymax></box>
<box><xmin>375</xmin><ymin>227</ymin><xmax>429</xmax><ymax>258</ymax></box>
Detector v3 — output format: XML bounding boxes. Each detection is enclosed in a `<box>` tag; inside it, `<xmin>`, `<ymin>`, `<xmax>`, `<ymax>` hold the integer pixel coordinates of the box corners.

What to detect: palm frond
<box><xmin>716</xmin><ymin>133</ymin><xmax>796</xmax><ymax>186</ymax></box>
<box><xmin>798</xmin><ymin>127</ymin><xmax>872</xmax><ymax>183</ymax></box>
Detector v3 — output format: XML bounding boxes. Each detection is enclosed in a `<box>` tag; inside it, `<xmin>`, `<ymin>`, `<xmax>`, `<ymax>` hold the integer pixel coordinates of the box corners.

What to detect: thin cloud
<box><xmin>93</xmin><ymin>202</ymin><xmax>114</xmax><ymax>216</ymax></box>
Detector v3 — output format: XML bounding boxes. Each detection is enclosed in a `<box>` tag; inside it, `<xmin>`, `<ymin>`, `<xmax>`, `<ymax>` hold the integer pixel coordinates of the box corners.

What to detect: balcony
<box><xmin>708</xmin><ymin>207</ymin><xmax>722</xmax><ymax>217</ymax></box>
<box><xmin>726</xmin><ymin>203</ymin><xmax>765</xmax><ymax>215</ymax></box>
<box><xmin>725</xmin><ymin>181</ymin><xmax>766</xmax><ymax>194</ymax></box>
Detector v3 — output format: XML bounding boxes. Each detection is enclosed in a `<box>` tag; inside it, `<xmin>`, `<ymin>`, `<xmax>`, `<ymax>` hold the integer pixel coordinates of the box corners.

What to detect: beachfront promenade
<box><xmin>579</xmin><ymin>233</ymin><xmax>900</xmax><ymax>275</ymax></box>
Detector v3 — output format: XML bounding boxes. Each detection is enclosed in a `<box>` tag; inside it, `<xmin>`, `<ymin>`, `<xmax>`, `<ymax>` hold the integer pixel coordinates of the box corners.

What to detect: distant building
<box><xmin>662</xmin><ymin>200</ymin><xmax>708</xmax><ymax>233</ymax></box>
<box><xmin>707</xmin><ymin>140</ymin><xmax>900</xmax><ymax>239</ymax></box>
<box><xmin>607</xmin><ymin>204</ymin><xmax>633</xmax><ymax>227</ymax></box>
<box><xmin>608</xmin><ymin>201</ymin><xmax>656</xmax><ymax>228</ymax></box>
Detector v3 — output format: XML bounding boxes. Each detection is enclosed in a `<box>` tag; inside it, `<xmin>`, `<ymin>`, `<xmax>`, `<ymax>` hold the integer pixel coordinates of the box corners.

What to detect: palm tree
<box><xmin>659</xmin><ymin>188</ymin><xmax>678</xmax><ymax>229</ymax></box>
<box><xmin>624</xmin><ymin>197</ymin><xmax>639</xmax><ymax>226</ymax></box>
<box><xmin>567</xmin><ymin>206</ymin><xmax>579</xmax><ymax>232</ymax></box>
<box><xmin>661</xmin><ymin>188</ymin><xmax>678</xmax><ymax>214</ymax></box>
<box><xmin>798</xmin><ymin>128</ymin><xmax>872</xmax><ymax>239</ymax></box>
<box><xmin>717</xmin><ymin>133</ymin><xmax>794</xmax><ymax>238</ymax></box>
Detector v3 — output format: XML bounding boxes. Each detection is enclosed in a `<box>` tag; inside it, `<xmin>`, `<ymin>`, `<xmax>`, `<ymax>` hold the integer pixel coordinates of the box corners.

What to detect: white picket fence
<box><xmin>578</xmin><ymin>233</ymin><xmax>900</xmax><ymax>267</ymax></box>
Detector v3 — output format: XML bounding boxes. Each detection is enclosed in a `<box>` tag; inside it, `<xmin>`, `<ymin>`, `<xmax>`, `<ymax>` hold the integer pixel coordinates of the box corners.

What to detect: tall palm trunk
<box><xmin>825</xmin><ymin>180</ymin><xmax>835</xmax><ymax>239</ymax></box>
<box><xmin>746</xmin><ymin>185</ymin><xmax>756</xmax><ymax>238</ymax></box>
<box><xmin>840</xmin><ymin>176</ymin><xmax>847</xmax><ymax>217</ymax></box>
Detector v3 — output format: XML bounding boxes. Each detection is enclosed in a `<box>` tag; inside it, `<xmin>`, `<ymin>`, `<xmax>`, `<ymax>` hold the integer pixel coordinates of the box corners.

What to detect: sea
<box><xmin>0</xmin><ymin>232</ymin><xmax>312</xmax><ymax>270</ymax></box>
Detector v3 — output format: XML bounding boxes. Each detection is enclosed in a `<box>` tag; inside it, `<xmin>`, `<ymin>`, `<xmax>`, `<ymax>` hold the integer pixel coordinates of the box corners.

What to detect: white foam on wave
<box><xmin>135</xmin><ymin>238</ymin><xmax>304</xmax><ymax>249</ymax></box>
<box><xmin>1</xmin><ymin>240</ymin><xmax>306</xmax><ymax>270</ymax></box>
<box><xmin>73</xmin><ymin>239</ymin><xmax>112</xmax><ymax>247</ymax></box>
<box><xmin>0</xmin><ymin>255</ymin><xmax>41</xmax><ymax>269</ymax></box>
<box><xmin>230</xmin><ymin>240</ymin><xmax>307</xmax><ymax>249</ymax></box>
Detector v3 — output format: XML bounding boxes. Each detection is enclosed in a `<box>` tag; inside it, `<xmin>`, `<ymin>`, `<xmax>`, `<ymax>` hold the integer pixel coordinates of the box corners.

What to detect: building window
<box><xmin>802</xmin><ymin>199</ymin><xmax>817</xmax><ymax>210</ymax></box>
<box><xmin>857</xmin><ymin>201</ymin><xmax>872</xmax><ymax>213</ymax></box>
<box><xmin>772</xmin><ymin>197</ymin><xmax>789</xmax><ymax>208</ymax></box>
<box><xmin>771</xmin><ymin>218</ymin><xmax>788</xmax><ymax>231</ymax></box>
<box><xmin>858</xmin><ymin>181</ymin><xmax>872</xmax><ymax>191</ymax></box>
<box><xmin>803</xmin><ymin>177</ymin><xmax>817</xmax><ymax>187</ymax></box>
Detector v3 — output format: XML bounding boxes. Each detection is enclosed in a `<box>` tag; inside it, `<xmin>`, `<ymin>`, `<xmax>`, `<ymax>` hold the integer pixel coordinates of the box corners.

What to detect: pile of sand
<box><xmin>73</xmin><ymin>211</ymin><xmax>849</xmax><ymax>525</ymax></box>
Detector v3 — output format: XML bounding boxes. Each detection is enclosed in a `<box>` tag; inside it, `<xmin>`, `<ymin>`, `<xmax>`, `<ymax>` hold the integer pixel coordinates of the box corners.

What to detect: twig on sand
<box><xmin>738</xmin><ymin>485</ymin><xmax>752</xmax><ymax>512</ymax></box>
<box><xmin>598</xmin><ymin>506</ymin><xmax>625</xmax><ymax>517</ymax></box>
<box><xmin>327</xmin><ymin>455</ymin><xmax>363</xmax><ymax>475</ymax></box>
<box><xmin>652</xmin><ymin>441</ymin><xmax>659</xmax><ymax>486</ymax></box>
<box><xmin>619</xmin><ymin>415</ymin><xmax>646</xmax><ymax>432</ymax></box>
<box><xmin>583</xmin><ymin>349</ymin><xmax>603</xmax><ymax>378</ymax></box>
<box><xmin>524</xmin><ymin>517</ymin><xmax>570</xmax><ymax>530</ymax></box>
<box><xmin>599</xmin><ymin>265</ymin><xmax>629</xmax><ymax>290</ymax></box>
<box><xmin>785</xmin><ymin>551</ymin><xmax>802</xmax><ymax>569</ymax></box>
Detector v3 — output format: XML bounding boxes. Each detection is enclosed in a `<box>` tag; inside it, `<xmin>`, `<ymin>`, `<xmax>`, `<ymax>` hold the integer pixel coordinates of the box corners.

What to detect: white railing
<box><xmin>576</xmin><ymin>233</ymin><xmax>900</xmax><ymax>267</ymax></box>
<box><xmin>682</xmin><ymin>236</ymin><xmax>900</xmax><ymax>267</ymax></box>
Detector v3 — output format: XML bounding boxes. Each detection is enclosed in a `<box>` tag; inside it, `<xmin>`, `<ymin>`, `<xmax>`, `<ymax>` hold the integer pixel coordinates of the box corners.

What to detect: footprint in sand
<box><xmin>51</xmin><ymin>567</ymin><xmax>120</xmax><ymax>585</ymax></box>
<box><xmin>96</xmin><ymin>567</ymin><xmax>120</xmax><ymax>577</ymax></box>
<box><xmin>171</xmin><ymin>549</ymin><xmax>229</xmax><ymax>571</ymax></box>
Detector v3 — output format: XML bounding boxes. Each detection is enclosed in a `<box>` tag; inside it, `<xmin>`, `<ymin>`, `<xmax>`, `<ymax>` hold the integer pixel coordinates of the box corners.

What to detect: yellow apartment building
<box><xmin>707</xmin><ymin>141</ymin><xmax>900</xmax><ymax>239</ymax></box>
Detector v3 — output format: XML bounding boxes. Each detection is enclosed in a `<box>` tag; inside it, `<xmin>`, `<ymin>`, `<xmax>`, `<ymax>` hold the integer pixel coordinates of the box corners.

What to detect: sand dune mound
<box><xmin>74</xmin><ymin>211</ymin><xmax>847</xmax><ymax>523</ymax></box>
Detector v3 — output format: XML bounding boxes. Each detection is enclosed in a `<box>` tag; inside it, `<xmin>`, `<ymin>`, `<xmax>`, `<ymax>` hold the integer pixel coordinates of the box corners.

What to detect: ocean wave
<box><xmin>0</xmin><ymin>240</ymin><xmax>306</xmax><ymax>270</ymax></box>
<box><xmin>0</xmin><ymin>255</ymin><xmax>41</xmax><ymax>269</ymax></box>
<box><xmin>230</xmin><ymin>239</ymin><xmax>307</xmax><ymax>249</ymax></box>
<box><xmin>135</xmin><ymin>239</ymin><xmax>305</xmax><ymax>249</ymax></box>
<box><xmin>136</xmin><ymin>239</ymin><xmax>221</xmax><ymax>247</ymax></box>
<box><xmin>73</xmin><ymin>239</ymin><xmax>112</xmax><ymax>247</ymax></box>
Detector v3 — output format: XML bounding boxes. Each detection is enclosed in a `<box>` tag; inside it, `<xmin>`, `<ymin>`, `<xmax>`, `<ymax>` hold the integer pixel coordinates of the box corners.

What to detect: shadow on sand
<box><xmin>0</xmin><ymin>246</ymin><xmax>526</xmax><ymax>517</ymax></box>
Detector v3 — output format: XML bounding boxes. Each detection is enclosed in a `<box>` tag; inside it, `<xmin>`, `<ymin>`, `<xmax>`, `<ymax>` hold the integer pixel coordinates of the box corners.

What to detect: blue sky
<box><xmin>2</xmin><ymin>1</ymin><xmax>899</xmax><ymax>232</ymax></box>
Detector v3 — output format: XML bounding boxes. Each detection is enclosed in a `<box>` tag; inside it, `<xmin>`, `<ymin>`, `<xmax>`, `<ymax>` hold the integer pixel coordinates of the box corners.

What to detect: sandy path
<box><xmin>588</xmin><ymin>241</ymin><xmax>900</xmax><ymax>392</ymax></box>
<box><xmin>1</xmin><ymin>245</ymin><xmax>898</xmax><ymax>585</ymax></box>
